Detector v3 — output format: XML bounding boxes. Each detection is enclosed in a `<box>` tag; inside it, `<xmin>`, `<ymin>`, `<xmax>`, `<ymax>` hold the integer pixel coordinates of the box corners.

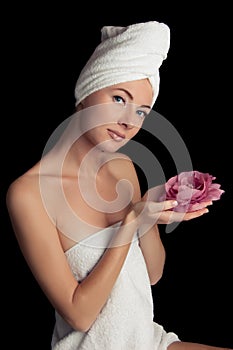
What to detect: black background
<box><xmin>1</xmin><ymin>3</ymin><xmax>232</xmax><ymax>349</ymax></box>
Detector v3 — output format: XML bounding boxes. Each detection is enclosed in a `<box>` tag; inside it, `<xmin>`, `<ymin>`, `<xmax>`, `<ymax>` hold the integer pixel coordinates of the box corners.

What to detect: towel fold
<box><xmin>74</xmin><ymin>21</ymin><xmax>170</xmax><ymax>107</ymax></box>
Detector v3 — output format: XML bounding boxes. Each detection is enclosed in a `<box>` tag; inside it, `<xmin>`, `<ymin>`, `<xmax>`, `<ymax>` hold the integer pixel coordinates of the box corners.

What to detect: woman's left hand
<box><xmin>141</xmin><ymin>185</ymin><xmax>213</xmax><ymax>224</ymax></box>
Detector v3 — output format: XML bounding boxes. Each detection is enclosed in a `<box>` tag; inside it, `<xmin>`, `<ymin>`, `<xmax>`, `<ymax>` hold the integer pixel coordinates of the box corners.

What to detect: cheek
<box><xmin>80</xmin><ymin>104</ymin><xmax>122</xmax><ymax>133</ymax></box>
<box><xmin>130</xmin><ymin>125</ymin><xmax>141</xmax><ymax>137</ymax></box>
<box><xmin>85</xmin><ymin>127</ymin><xmax>103</xmax><ymax>142</ymax></box>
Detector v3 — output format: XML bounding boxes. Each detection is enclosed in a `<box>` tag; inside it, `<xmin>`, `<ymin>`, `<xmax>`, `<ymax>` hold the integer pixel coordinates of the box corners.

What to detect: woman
<box><xmin>6</xmin><ymin>21</ymin><xmax>231</xmax><ymax>349</ymax></box>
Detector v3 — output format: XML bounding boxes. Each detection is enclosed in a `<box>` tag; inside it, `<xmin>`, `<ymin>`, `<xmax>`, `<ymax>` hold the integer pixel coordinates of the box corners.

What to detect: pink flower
<box><xmin>161</xmin><ymin>170</ymin><xmax>225</xmax><ymax>212</ymax></box>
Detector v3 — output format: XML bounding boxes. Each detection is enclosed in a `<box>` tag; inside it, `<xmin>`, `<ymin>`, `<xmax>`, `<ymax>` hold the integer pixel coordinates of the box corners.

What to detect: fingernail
<box><xmin>172</xmin><ymin>200</ymin><xmax>178</xmax><ymax>206</ymax></box>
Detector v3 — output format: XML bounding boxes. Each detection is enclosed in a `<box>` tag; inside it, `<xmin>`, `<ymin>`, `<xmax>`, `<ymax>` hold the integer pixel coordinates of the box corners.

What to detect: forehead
<box><xmin>111</xmin><ymin>79</ymin><xmax>152</xmax><ymax>93</ymax></box>
<box><xmin>82</xmin><ymin>78</ymin><xmax>154</xmax><ymax>108</ymax></box>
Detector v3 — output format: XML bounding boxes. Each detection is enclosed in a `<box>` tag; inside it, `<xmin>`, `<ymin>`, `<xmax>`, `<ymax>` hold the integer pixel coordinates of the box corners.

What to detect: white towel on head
<box><xmin>74</xmin><ymin>21</ymin><xmax>170</xmax><ymax>107</ymax></box>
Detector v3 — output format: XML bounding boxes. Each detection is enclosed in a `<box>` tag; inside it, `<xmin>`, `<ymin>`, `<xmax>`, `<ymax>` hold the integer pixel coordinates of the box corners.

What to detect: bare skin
<box><xmin>6</xmin><ymin>79</ymin><xmax>231</xmax><ymax>349</ymax></box>
<box><xmin>168</xmin><ymin>342</ymin><xmax>231</xmax><ymax>350</ymax></box>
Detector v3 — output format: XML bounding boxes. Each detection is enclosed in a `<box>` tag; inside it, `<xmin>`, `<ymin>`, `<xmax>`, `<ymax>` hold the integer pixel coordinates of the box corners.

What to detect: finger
<box><xmin>203</xmin><ymin>201</ymin><xmax>213</xmax><ymax>206</ymax></box>
<box><xmin>148</xmin><ymin>200</ymin><xmax>178</xmax><ymax>213</ymax></box>
<box><xmin>191</xmin><ymin>201</ymin><xmax>213</xmax><ymax>211</ymax></box>
<box><xmin>158</xmin><ymin>206</ymin><xmax>209</xmax><ymax>224</ymax></box>
<box><xmin>160</xmin><ymin>210</ymin><xmax>186</xmax><ymax>223</ymax></box>
<box><xmin>183</xmin><ymin>208</ymin><xmax>209</xmax><ymax>221</ymax></box>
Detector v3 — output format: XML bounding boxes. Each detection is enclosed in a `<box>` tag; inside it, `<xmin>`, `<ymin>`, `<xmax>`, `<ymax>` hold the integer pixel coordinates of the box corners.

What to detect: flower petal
<box><xmin>162</xmin><ymin>170</ymin><xmax>224</xmax><ymax>212</ymax></box>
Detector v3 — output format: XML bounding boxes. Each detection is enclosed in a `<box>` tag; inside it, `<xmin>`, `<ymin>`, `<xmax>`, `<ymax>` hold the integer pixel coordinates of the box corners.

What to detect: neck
<box><xmin>40</xmin><ymin>111</ymin><xmax>117</xmax><ymax>178</ymax></box>
<box><xmin>65</xmin><ymin>137</ymin><xmax>105</xmax><ymax>174</ymax></box>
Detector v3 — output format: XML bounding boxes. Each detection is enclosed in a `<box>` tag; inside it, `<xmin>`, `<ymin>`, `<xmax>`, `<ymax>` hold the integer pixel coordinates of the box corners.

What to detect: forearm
<box><xmin>71</xmin><ymin>210</ymin><xmax>138</xmax><ymax>331</ymax></box>
<box><xmin>139</xmin><ymin>224</ymin><xmax>166</xmax><ymax>285</ymax></box>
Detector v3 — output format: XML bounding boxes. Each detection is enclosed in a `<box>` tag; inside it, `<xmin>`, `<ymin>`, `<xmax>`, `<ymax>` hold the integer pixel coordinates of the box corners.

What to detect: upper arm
<box><xmin>6</xmin><ymin>178</ymin><xmax>79</xmax><ymax>323</ymax></box>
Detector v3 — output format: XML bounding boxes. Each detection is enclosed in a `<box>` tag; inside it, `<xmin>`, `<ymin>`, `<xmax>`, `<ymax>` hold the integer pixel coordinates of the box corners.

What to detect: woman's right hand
<box><xmin>129</xmin><ymin>198</ymin><xmax>210</xmax><ymax>228</ymax></box>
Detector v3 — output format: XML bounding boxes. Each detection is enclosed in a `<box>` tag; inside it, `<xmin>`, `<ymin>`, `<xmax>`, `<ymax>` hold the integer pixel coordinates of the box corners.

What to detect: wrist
<box><xmin>125</xmin><ymin>207</ymin><xmax>137</xmax><ymax>225</ymax></box>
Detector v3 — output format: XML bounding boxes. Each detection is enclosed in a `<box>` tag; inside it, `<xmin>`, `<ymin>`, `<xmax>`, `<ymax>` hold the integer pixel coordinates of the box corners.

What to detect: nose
<box><xmin>117</xmin><ymin>120</ymin><xmax>134</xmax><ymax>129</ymax></box>
<box><xmin>117</xmin><ymin>107</ymin><xmax>140</xmax><ymax>129</ymax></box>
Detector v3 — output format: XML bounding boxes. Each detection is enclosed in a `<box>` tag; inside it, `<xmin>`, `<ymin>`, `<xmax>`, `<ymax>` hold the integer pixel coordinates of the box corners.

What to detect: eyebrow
<box><xmin>114</xmin><ymin>88</ymin><xmax>151</xmax><ymax>110</ymax></box>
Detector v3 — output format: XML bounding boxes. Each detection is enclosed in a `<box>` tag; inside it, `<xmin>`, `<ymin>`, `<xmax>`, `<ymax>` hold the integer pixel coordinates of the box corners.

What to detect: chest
<box><xmin>55</xmin><ymin>170</ymin><xmax>133</xmax><ymax>249</ymax></box>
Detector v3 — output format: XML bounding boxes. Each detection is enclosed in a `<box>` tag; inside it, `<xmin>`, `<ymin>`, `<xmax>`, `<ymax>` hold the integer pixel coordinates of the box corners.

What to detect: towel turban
<box><xmin>74</xmin><ymin>21</ymin><xmax>170</xmax><ymax>107</ymax></box>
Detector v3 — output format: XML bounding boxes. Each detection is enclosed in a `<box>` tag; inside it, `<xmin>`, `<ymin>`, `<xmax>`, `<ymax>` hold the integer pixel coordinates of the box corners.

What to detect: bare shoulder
<box><xmin>6</xmin><ymin>163</ymin><xmax>62</xmax><ymax>269</ymax></box>
<box><xmin>6</xmin><ymin>162</ymin><xmax>57</xmax><ymax>233</ymax></box>
<box><xmin>6</xmin><ymin>168</ymin><xmax>40</xmax><ymax>212</ymax></box>
<box><xmin>104</xmin><ymin>152</ymin><xmax>137</xmax><ymax>177</ymax></box>
<box><xmin>104</xmin><ymin>152</ymin><xmax>141</xmax><ymax>201</ymax></box>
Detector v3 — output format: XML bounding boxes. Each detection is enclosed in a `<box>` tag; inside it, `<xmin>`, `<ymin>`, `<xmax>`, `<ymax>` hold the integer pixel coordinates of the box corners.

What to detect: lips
<box><xmin>107</xmin><ymin>129</ymin><xmax>126</xmax><ymax>142</ymax></box>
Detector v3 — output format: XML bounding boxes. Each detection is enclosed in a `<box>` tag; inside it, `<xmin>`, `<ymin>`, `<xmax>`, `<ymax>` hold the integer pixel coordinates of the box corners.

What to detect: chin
<box><xmin>98</xmin><ymin>139</ymin><xmax>128</xmax><ymax>153</ymax></box>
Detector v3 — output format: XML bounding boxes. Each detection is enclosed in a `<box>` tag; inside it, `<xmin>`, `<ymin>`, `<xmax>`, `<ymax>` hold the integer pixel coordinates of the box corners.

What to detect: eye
<box><xmin>113</xmin><ymin>95</ymin><xmax>125</xmax><ymax>105</ymax></box>
<box><xmin>136</xmin><ymin>110</ymin><xmax>148</xmax><ymax>119</ymax></box>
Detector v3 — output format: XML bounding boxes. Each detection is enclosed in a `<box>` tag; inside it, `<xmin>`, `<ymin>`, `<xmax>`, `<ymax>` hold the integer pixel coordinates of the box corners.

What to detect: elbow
<box><xmin>65</xmin><ymin>314</ymin><xmax>94</xmax><ymax>333</ymax></box>
<box><xmin>72</xmin><ymin>319</ymin><xmax>92</xmax><ymax>333</ymax></box>
<box><xmin>149</xmin><ymin>271</ymin><xmax>163</xmax><ymax>286</ymax></box>
<box><xmin>66</xmin><ymin>287</ymin><xmax>96</xmax><ymax>333</ymax></box>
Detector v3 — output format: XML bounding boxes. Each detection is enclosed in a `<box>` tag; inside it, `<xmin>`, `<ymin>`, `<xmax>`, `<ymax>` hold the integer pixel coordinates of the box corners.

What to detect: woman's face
<box><xmin>78</xmin><ymin>79</ymin><xmax>153</xmax><ymax>152</ymax></box>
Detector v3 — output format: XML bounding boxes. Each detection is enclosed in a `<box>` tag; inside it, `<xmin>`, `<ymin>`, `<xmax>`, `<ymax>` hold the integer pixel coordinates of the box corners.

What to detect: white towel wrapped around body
<box><xmin>74</xmin><ymin>21</ymin><xmax>170</xmax><ymax>107</ymax></box>
<box><xmin>51</xmin><ymin>224</ymin><xmax>180</xmax><ymax>349</ymax></box>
